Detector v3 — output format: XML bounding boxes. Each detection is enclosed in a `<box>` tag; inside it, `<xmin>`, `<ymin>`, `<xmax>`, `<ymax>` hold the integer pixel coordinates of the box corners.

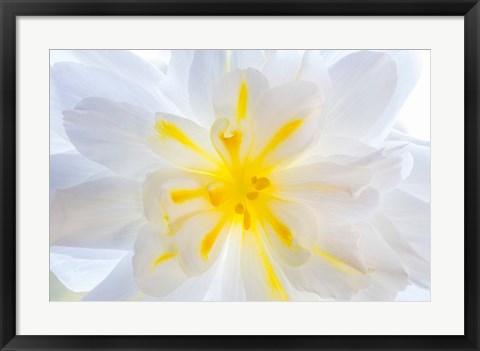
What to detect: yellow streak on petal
<box><xmin>200</xmin><ymin>219</ymin><xmax>227</xmax><ymax>261</ymax></box>
<box><xmin>170</xmin><ymin>188</ymin><xmax>205</xmax><ymax>204</ymax></box>
<box><xmin>252</xmin><ymin>231</ymin><xmax>288</xmax><ymax>301</ymax></box>
<box><xmin>236</xmin><ymin>81</ymin><xmax>248</xmax><ymax>121</ymax></box>
<box><xmin>265</xmin><ymin>212</ymin><xmax>293</xmax><ymax>247</ymax></box>
<box><xmin>258</xmin><ymin>119</ymin><xmax>304</xmax><ymax>159</ymax></box>
<box><xmin>151</xmin><ymin>252</ymin><xmax>176</xmax><ymax>271</ymax></box>
<box><xmin>155</xmin><ymin>120</ymin><xmax>202</xmax><ymax>152</ymax></box>
<box><xmin>311</xmin><ymin>246</ymin><xmax>363</xmax><ymax>275</ymax></box>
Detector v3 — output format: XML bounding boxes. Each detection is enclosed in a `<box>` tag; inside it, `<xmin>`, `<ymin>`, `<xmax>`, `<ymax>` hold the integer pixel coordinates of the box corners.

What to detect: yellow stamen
<box><xmin>246</xmin><ymin>191</ymin><xmax>259</xmax><ymax>200</ymax></box>
<box><xmin>151</xmin><ymin>252</ymin><xmax>176</xmax><ymax>271</ymax></box>
<box><xmin>312</xmin><ymin>246</ymin><xmax>363</xmax><ymax>275</ymax></box>
<box><xmin>253</xmin><ymin>177</ymin><xmax>271</xmax><ymax>191</ymax></box>
<box><xmin>234</xmin><ymin>203</ymin><xmax>245</xmax><ymax>214</ymax></box>
<box><xmin>236</xmin><ymin>81</ymin><xmax>248</xmax><ymax>121</ymax></box>
<box><xmin>243</xmin><ymin>208</ymin><xmax>252</xmax><ymax>230</ymax></box>
<box><xmin>207</xmin><ymin>182</ymin><xmax>231</xmax><ymax>207</ymax></box>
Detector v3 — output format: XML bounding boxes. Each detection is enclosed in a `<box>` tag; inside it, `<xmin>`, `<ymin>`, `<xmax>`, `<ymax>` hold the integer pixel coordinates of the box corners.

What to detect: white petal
<box><xmin>365</xmin><ymin>50</ymin><xmax>424</xmax><ymax>144</ymax></box>
<box><xmin>70</xmin><ymin>50</ymin><xmax>166</xmax><ymax>95</ymax></box>
<box><xmin>50</xmin><ymin>246</ymin><xmax>127</xmax><ymax>293</ymax></box>
<box><xmin>82</xmin><ymin>253</ymin><xmax>143</xmax><ymax>301</ymax></box>
<box><xmin>251</xmin><ymin>81</ymin><xmax>322</xmax><ymax>168</ymax></box>
<box><xmin>240</xmin><ymin>229</ymin><xmax>291</xmax><ymax>301</ymax></box>
<box><xmin>259</xmin><ymin>200</ymin><xmax>316</xmax><ymax>266</ymax></box>
<box><xmin>230</xmin><ymin>50</ymin><xmax>266</xmax><ymax>71</ymax></box>
<box><xmin>305</xmin><ymin>136</ymin><xmax>376</xmax><ymax>164</ymax></box>
<box><xmin>353</xmin><ymin>221</ymin><xmax>409</xmax><ymax>301</ymax></box>
<box><xmin>370</xmin><ymin>215</ymin><xmax>430</xmax><ymax>289</ymax></box>
<box><xmin>50</xmin><ymin>153</ymin><xmax>110</xmax><ymax>201</ymax></box>
<box><xmin>174</xmin><ymin>211</ymin><xmax>232</xmax><ymax>275</ymax></box>
<box><xmin>323</xmin><ymin>51</ymin><xmax>397</xmax><ymax>143</ymax></box>
<box><xmin>159</xmin><ymin>50</ymin><xmax>196</xmax><ymax>121</ymax></box>
<box><xmin>188</xmin><ymin>50</ymin><xmax>227</xmax><ymax>125</ymax></box>
<box><xmin>51</xmin><ymin>177</ymin><xmax>144</xmax><ymax>250</ymax></box>
<box><xmin>379</xmin><ymin>189</ymin><xmax>430</xmax><ymax>261</ymax></box>
<box><xmin>213</xmin><ymin>68</ymin><xmax>269</xmax><ymax>123</ymax></box>
<box><xmin>132</xmin><ymin>224</ymin><xmax>188</xmax><ymax>297</ymax></box>
<box><xmin>149</xmin><ymin>112</ymin><xmax>221</xmax><ymax>172</ymax></box>
<box><xmin>387</xmin><ymin>134</ymin><xmax>430</xmax><ymax>202</ymax></box>
<box><xmin>142</xmin><ymin>168</ymin><xmax>215</xmax><ymax>226</ymax></box>
<box><xmin>203</xmin><ymin>229</ymin><xmax>246</xmax><ymax>301</ymax></box>
<box><xmin>63</xmin><ymin>97</ymin><xmax>165</xmax><ymax>178</ymax></box>
<box><xmin>51</xmin><ymin>61</ymin><xmax>179</xmax><ymax>117</ymax></box>
<box><xmin>353</xmin><ymin>146</ymin><xmax>414</xmax><ymax>193</ymax></box>
<box><xmin>296</xmin><ymin>50</ymin><xmax>332</xmax><ymax>101</ymax></box>
<box><xmin>281</xmin><ymin>250</ymin><xmax>370</xmax><ymax>301</ymax></box>
<box><xmin>262</xmin><ymin>50</ymin><xmax>302</xmax><ymax>87</ymax></box>
<box><xmin>50</xmin><ymin>130</ymin><xmax>75</xmax><ymax>154</ymax></box>
<box><xmin>272</xmin><ymin>161</ymin><xmax>379</xmax><ymax>223</ymax></box>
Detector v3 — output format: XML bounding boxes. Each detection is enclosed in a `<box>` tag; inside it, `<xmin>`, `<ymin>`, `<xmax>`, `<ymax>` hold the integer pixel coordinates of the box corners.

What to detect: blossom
<box><xmin>50</xmin><ymin>50</ymin><xmax>430</xmax><ymax>301</ymax></box>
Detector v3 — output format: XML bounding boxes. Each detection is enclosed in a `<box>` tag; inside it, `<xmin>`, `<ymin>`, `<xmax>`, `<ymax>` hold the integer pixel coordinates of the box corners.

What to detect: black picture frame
<box><xmin>1</xmin><ymin>1</ymin><xmax>479</xmax><ymax>350</ymax></box>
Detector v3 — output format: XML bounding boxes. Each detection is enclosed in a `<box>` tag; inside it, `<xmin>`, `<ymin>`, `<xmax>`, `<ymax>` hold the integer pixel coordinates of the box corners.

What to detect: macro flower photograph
<box><xmin>50</xmin><ymin>49</ymin><xmax>430</xmax><ymax>302</ymax></box>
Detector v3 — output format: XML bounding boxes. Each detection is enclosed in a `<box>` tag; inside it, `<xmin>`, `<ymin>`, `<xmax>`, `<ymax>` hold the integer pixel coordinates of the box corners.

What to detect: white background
<box><xmin>17</xmin><ymin>17</ymin><xmax>463</xmax><ymax>335</ymax></box>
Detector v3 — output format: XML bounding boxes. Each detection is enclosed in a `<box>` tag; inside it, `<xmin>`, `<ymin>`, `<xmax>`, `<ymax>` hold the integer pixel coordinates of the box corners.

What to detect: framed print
<box><xmin>1</xmin><ymin>0</ymin><xmax>479</xmax><ymax>350</ymax></box>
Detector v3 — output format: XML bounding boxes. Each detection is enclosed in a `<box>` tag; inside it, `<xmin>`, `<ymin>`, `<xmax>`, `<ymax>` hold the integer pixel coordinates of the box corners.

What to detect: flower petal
<box><xmin>262</xmin><ymin>50</ymin><xmax>302</xmax><ymax>87</ymax></box>
<box><xmin>323</xmin><ymin>51</ymin><xmax>397</xmax><ymax>143</ymax></box>
<box><xmin>230</xmin><ymin>50</ymin><xmax>266</xmax><ymax>71</ymax></box>
<box><xmin>63</xmin><ymin>98</ymin><xmax>165</xmax><ymax>178</ymax></box>
<box><xmin>50</xmin><ymin>153</ymin><xmax>110</xmax><ymax>201</ymax></box>
<box><xmin>213</xmin><ymin>68</ymin><xmax>269</xmax><ymax>123</ymax></box>
<box><xmin>240</xmin><ymin>228</ymin><xmax>291</xmax><ymax>301</ymax></box>
<box><xmin>149</xmin><ymin>112</ymin><xmax>222</xmax><ymax>172</ymax></box>
<box><xmin>50</xmin><ymin>246</ymin><xmax>127</xmax><ymax>293</ymax></box>
<box><xmin>379</xmin><ymin>189</ymin><xmax>430</xmax><ymax>261</ymax></box>
<box><xmin>258</xmin><ymin>199</ymin><xmax>316</xmax><ymax>266</ymax></box>
<box><xmin>353</xmin><ymin>221</ymin><xmax>409</xmax><ymax>301</ymax></box>
<box><xmin>370</xmin><ymin>214</ymin><xmax>430</xmax><ymax>289</ymax></box>
<box><xmin>132</xmin><ymin>224</ymin><xmax>189</xmax><ymax>297</ymax></box>
<box><xmin>271</xmin><ymin>161</ymin><xmax>379</xmax><ymax>223</ymax></box>
<box><xmin>188</xmin><ymin>50</ymin><xmax>227</xmax><ymax>125</ymax></box>
<box><xmin>174</xmin><ymin>211</ymin><xmax>232</xmax><ymax>275</ymax></box>
<box><xmin>142</xmin><ymin>169</ymin><xmax>216</xmax><ymax>226</ymax></box>
<box><xmin>51</xmin><ymin>177</ymin><xmax>144</xmax><ymax>250</ymax></box>
<box><xmin>83</xmin><ymin>252</ymin><xmax>143</xmax><ymax>301</ymax></box>
<box><xmin>69</xmin><ymin>50</ymin><xmax>166</xmax><ymax>93</ymax></box>
<box><xmin>250</xmin><ymin>81</ymin><xmax>322</xmax><ymax>168</ymax></box>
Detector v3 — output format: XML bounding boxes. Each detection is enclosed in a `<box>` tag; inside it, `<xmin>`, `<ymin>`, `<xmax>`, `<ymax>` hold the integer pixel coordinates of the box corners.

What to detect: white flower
<box><xmin>50</xmin><ymin>50</ymin><xmax>430</xmax><ymax>301</ymax></box>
